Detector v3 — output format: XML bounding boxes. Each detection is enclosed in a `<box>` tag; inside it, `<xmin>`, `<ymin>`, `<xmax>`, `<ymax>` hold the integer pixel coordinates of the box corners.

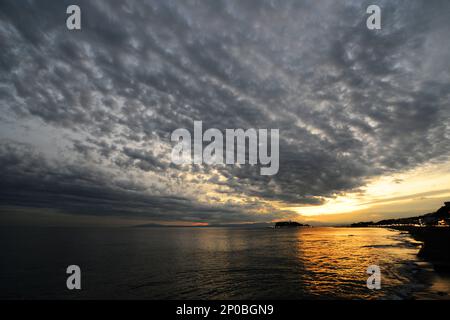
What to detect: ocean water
<box><xmin>0</xmin><ymin>226</ymin><xmax>439</xmax><ymax>299</ymax></box>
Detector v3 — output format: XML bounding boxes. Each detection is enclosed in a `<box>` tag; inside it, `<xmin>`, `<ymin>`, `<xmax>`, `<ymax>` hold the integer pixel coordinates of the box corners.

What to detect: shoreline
<box><xmin>389</xmin><ymin>226</ymin><xmax>450</xmax><ymax>272</ymax></box>
<box><xmin>390</xmin><ymin>226</ymin><xmax>450</xmax><ymax>299</ymax></box>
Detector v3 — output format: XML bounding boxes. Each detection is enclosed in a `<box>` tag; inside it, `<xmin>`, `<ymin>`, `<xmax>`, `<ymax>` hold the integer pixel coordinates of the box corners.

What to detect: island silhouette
<box><xmin>274</xmin><ymin>221</ymin><xmax>310</xmax><ymax>228</ymax></box>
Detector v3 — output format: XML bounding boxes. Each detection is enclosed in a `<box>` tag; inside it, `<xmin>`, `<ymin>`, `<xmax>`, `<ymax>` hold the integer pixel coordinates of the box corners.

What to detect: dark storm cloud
<box><xmin>1</xmin><ymin>0</ymin><xmax>450</xmax><ymax>223</ymax></box>
<box><xmin>0</xmin><ymin>141</ymin><xmax>285</xmax><ymax>223</ymax></box>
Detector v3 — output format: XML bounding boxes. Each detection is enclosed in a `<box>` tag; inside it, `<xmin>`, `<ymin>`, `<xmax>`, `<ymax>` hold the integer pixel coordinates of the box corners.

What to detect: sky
<box><xmin>0</xmin><ymin>0</ymin><xmax>450</xmax><ymax>226</ymax></box>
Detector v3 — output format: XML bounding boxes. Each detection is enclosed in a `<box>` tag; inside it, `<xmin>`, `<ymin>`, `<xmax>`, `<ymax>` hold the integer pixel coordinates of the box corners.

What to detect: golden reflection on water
<box><xmin>166</xmin><ymin>227</ymin><xmax>426</xmax><ymax>299</ymax></box>
<box><xmin>295</xmin><ymin>227</ymin><xmax>422</xmax><ymax>298</ymax></box>
<box><xmin>166</xmin><ymin>227</ymin><xmax>427</xmax><ymax>299</ymax></box>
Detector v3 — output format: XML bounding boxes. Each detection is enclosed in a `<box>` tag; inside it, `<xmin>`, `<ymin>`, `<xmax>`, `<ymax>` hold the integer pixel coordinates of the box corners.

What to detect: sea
<box><xmin>1</xmin><ymin>226</ymin><xmax>449</xmax><ymax>299</ymax></box>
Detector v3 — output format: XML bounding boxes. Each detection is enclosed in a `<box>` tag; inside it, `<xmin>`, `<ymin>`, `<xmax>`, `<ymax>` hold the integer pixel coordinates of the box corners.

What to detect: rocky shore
<box><xmin>392</xmin><ymin>226</ymin><xmax>450</xmax><ymax>272</ymax></box>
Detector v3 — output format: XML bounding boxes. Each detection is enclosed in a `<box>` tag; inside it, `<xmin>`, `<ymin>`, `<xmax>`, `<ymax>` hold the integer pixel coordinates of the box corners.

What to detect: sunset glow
<box><xmin>287</xmin><ymin>160</ymin><xmax>450</xmax><ymax>220</ymax></box>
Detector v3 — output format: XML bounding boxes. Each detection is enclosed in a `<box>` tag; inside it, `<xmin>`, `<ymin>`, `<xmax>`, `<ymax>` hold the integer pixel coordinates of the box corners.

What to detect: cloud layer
<box><xmin>1</xmin><ymin>0</ymin><xmax>450</xmax><ymax>224</ymax></box>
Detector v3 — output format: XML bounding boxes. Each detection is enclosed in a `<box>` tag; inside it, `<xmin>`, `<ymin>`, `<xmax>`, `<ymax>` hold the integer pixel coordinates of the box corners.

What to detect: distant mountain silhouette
<box><xmin>132</xmin><ymin>222</ymin><xmax>274</xmax><ymax>228</ymax></box>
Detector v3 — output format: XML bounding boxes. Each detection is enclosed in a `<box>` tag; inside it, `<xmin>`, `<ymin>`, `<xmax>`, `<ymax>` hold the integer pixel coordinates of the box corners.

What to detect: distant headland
<box><xmin>350</xmin><ymin>202</ymin><xmax>450</xmax><ymax>228</ymax></box>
